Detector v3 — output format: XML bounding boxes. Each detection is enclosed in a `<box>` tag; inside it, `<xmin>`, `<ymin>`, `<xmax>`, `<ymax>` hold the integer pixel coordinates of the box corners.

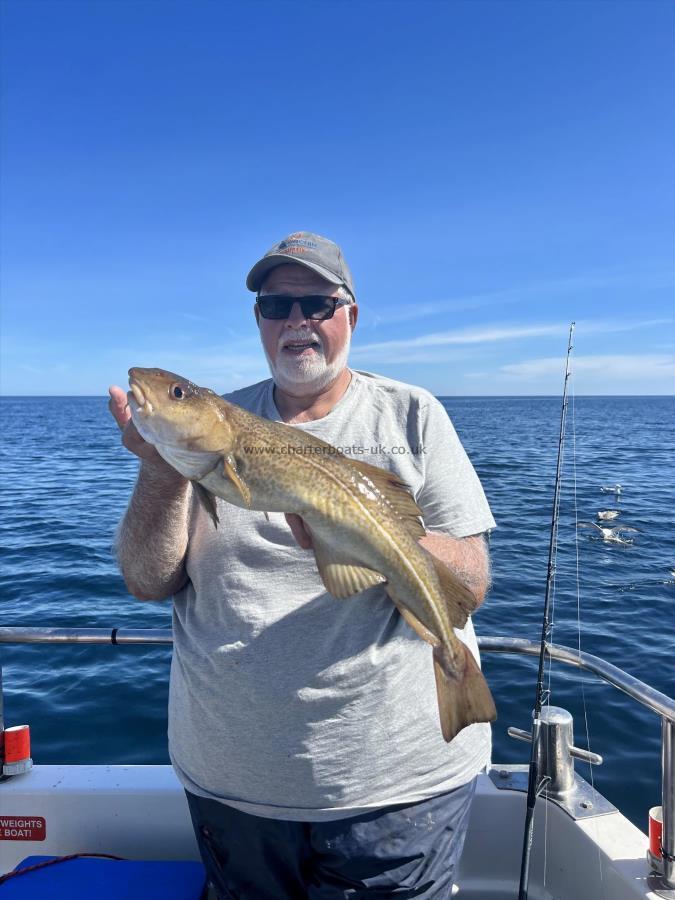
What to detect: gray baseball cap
<box><xmin>246</xmin><ymin>231</ymin><xmax>356</xmax><ymax>299</ymax></box>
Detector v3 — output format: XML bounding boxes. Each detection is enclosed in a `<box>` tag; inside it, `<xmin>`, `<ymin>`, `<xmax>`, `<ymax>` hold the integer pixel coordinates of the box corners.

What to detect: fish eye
<box><xmin>170</xmin><ymin>383</ymin><xmax>186</xmax><ymax>400</ymax></box>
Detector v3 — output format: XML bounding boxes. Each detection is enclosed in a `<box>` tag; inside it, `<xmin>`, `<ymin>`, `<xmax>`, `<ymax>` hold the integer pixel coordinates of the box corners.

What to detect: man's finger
<box><xmin>108</xmin><ymin>385</ymin><xmax>131</xmax><ymax>431</ymax></box>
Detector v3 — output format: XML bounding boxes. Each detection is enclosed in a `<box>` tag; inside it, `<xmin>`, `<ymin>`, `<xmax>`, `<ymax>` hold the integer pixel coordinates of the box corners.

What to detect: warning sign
<box><xmin>0</xmin><ymin>816</ymin><xmax>46</xmax><ymax>841</ymax></box>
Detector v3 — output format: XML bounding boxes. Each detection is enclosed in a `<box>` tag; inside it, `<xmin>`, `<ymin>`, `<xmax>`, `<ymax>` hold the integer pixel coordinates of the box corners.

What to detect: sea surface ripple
<box><xmin>1</xmin><ymin>395</ymin><xmax>673</xmax><ymax>828</ymax></box>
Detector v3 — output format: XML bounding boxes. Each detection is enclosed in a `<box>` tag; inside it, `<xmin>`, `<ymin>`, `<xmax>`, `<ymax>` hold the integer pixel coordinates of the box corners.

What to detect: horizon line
<box><xmin>1</xmin><ymin>393</ymin><xmax>673</xmax><ymax>400</ymax></box>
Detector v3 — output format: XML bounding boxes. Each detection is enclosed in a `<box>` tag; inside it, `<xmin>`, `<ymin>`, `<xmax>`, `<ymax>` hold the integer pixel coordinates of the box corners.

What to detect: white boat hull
<box><xmin>0</xmin><ymin>765</ymin><xmax>655</xmax><ymax>898</ymax></box>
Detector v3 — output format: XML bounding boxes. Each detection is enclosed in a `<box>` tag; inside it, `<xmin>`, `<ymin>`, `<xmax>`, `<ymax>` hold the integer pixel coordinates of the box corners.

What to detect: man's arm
<box><xmin>109</xmin><ymin>385</ymin><xmax>191</xmax><ymax>601</ymax></box>
<box><xmin>419</xmin><ymin>532</ymin><xmax>491</xmax><ymax>607</ymax></box>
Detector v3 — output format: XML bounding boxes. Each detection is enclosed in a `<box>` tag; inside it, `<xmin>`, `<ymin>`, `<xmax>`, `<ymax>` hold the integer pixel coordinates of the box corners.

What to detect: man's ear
<box><xmin>349</xmin><ymin>304</ymin><xmax>359</xmax><ymax>331</ymax></box>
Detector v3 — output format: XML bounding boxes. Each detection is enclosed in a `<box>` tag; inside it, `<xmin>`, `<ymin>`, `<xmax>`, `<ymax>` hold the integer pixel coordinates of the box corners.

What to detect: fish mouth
<box><xmin>127</xmin><ymin>378</ymin><xmax>153</xmax><ymax>414</ymax></box>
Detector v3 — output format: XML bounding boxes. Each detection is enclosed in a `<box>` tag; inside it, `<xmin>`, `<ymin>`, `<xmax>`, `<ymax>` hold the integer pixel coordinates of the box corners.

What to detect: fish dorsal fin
<box><xmin>192</xmin><ymin>481</ymin><xmax>220</xmax><ymax>528</ymax></box>
<box><xmin>430</xmin><ymin>555</ymin><xmax>479</xmax><ymax>629</ymax></box>
<box><xmin>312</xmin><ymin>535</ymin><xmax>386</xmax><ymax>599</ymax></box>
<box><xmin>345</xmin><ymin>459</ymin><xmax>425</xmax><ymax>539</ymax></box>
<box><xmin>223</xmin><ymin>452</ymin><xmax>251</xmax><ymax>507</ymax></box>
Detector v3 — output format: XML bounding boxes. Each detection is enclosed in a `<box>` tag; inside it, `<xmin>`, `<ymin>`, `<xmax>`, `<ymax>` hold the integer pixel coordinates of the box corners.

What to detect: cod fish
<box><xmin>127</xmin><ymin>367</ymin><xmax>496</xmax><ymax>741</ymax></box>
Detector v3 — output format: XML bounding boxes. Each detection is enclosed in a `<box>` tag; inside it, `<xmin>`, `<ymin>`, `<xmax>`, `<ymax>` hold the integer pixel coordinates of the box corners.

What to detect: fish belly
<box><xmin>157</xmin><ymin>445</ymin><xmax>223</xmax><ymax>481</ymax></box>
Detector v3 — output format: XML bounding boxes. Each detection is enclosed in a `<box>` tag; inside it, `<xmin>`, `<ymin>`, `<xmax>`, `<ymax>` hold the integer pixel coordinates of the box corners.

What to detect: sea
<box><xmin>1</xmin><ymin>394</ymin><xmax>673</xmax><ymax>832</ymax></box>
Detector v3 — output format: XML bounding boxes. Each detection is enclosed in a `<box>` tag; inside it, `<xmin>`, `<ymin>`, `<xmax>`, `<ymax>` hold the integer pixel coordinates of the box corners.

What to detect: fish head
<box><xmin>127</xmin><ymin>367</ymin><xmax>232</xmax><ymax>452</ymax></box>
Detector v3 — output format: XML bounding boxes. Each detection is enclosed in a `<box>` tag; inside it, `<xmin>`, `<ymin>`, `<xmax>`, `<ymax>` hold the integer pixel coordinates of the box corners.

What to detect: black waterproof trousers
<box><xmin>186</xmin><ymin>777</ymin><xmax>476</xmax><ymax>899</ymax></box>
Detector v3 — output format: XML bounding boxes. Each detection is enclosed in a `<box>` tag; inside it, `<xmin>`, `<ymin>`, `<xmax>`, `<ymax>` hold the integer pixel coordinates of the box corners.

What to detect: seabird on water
<box><xmin>597</xmin><ymin>510</ymin><xmax>620</xmax><ymax>521</ymax></box>
<box><xmin>600</xmin><ymin>483</ymin><xmax>623</xmax><ymax>496</ymax></box>
<box><xmin>577</xmin><ymin>521</ymin><xmax>638</xmax><ymax>545</ymax></box>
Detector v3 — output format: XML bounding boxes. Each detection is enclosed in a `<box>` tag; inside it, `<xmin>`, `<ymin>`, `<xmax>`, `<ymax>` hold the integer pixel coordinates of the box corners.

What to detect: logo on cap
<box><xmin>277</xmin><ymin>237</ymin><xmax>318</xmax><ymax>253</ymax></box>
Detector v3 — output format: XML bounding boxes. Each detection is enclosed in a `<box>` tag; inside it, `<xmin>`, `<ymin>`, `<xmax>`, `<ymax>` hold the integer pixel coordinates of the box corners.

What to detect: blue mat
<box><xmin>2</xmin><ymin>856</ymin><xmax>207</xmax><ymax>899</ymax></box>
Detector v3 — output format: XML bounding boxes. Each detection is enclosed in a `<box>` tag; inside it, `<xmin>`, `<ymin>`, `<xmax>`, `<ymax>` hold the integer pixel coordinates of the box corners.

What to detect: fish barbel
<box><xmin>127</xmin><ymin>367</ymin><xmax>496</xmax><ymax>741</ymax></box>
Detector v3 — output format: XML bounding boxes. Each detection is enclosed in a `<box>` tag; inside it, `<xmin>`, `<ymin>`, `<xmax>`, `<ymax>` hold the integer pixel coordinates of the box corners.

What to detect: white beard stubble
<box><xmin>264</xmin><ymin>325</ymin><xmax>352</xmax><ymax>395</ymax></box>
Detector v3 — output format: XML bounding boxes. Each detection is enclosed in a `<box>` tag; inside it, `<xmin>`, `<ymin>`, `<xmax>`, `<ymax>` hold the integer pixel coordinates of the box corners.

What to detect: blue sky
<box><xmin>1</xmin><ymin>0</ymin><xmax>673</xmax><ymax>396</ymax></box>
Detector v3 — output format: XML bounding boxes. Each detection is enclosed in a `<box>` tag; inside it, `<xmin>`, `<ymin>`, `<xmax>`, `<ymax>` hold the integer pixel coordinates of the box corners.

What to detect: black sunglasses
<box><xmin>256</xmin><ymin>294</ymin><xmax>351</xmax><ymax>321</ymax></box>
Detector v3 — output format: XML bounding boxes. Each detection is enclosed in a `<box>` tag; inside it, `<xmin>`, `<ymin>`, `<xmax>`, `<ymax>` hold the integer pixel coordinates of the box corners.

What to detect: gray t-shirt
<box><xmin>169</xmin><ymin>370</ymin><xmax>496</xmax><ymax>821</ymax></box>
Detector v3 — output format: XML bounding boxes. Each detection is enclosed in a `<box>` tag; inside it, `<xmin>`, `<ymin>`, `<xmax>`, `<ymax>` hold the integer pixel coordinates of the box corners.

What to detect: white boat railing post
<box><xmin>663</xmin><ymin>716</ymin><xmax>675</xmax><ymax>888</ymax></box>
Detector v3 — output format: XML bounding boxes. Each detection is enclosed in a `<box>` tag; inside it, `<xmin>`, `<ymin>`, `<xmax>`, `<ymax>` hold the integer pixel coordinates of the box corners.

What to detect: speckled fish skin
<box><xmin>127</xmin><ymin>367</ymin><xmax>496</xmax><ymax>740</ymax></box>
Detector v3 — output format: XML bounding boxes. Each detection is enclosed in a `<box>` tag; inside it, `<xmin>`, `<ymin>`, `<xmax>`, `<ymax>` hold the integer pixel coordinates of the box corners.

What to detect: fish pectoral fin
<box><xmin>433</xmin><ymin>643</ymin><xmax>497</xmax><ymax>742</ymax></box>
<box><xmin>320</xmin><ymin>563</ymin><xmax>385</xmax><ymax>599</ymax></box>
<box><xmin>313</xmin><ymin>538</ymin><xmax>385</xmax><ymax>599</ymax></box>
<box><xmin>192</xmin><ymin>481</ymin><xmax>219</xmax><ymax>528</ymax></box>
<box><xmin>431</xmin><ymin>556</ymin><xmax>479</xmax><ymax>628</ymax></box>
<box><xmin>222</xmin><ymin>453</ymin><xmax>252</xmax><ymax>507</ymax></box>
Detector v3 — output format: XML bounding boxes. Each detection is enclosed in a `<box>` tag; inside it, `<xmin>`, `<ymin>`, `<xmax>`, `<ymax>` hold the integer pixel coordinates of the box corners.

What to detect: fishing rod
<box><xmin>518</xmin><ymin>321</ymin><xmax>575</xmax><ymax>900</ymax></box>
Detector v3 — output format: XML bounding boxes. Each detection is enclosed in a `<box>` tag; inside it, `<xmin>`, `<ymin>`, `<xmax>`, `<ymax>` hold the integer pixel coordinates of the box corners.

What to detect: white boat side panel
<box><xmin>0</xmin><ymin>767</ymin><xmax>658</xmax><ymax>898</ymax></box>
<box><xmin>577</xmin><ymin>813</ymin><xmax>654</xmax><ymax>898</ymax></box>
<box><xmin>456</xmin><ymin>773</ymin><xmax>655</xmax><ymax>900</ymax></box>
<box><xmin>0</xmin><ymin>765</ymin><xmax>199</xmax><ymax>875</ymax></box>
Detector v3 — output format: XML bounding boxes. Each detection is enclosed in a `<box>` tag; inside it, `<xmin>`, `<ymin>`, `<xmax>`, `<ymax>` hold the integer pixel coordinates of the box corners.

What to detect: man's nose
<box><xmin>286</xmin><ymin>302</ymin><xmax>309</xmax><ymax>326</ymax></box>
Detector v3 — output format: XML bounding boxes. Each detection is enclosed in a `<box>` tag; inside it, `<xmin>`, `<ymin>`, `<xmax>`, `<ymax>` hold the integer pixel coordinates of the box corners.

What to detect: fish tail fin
<box><xmin>433</xmin><ymin>643</ymin><xmax>497</xmax><ymax>742</ymax></box>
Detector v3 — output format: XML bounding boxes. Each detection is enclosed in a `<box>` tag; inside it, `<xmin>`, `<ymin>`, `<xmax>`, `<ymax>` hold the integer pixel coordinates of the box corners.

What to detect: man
<box><xmin>109</xmin><ymin>232</ymin><xmax>496</xmax><ymax>898</ymax></box>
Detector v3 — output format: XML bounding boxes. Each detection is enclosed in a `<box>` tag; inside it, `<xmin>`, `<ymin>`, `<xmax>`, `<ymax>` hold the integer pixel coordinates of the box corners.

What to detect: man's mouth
<box><xmin>282</xmin><ymin>339</ymin><xmax>321</xmax><ymax>355</ymax></box>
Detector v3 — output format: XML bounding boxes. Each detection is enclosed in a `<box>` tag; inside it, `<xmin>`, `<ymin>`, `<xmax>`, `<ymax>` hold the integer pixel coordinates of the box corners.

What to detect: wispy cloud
<box><xmin>351</xmin><ymin>318</ymin><xmax>674</xmax><ymax>364</ymax></box>
<box><xmin>19</xmin><ymin>362</ymin><xmax>69</xmax><ymax>375</ymax></box>
<box><xmin>102</xmin><ymin>337</ymin><xmax>270</xmax><ymax>392</ymax></box>
<box><xmin>364</xmin><ymin>268</ymin><xmax>675</xmax><ymax>326</ymax></box>
<box><xmin>352</xmin><ymin>323</ymin><xmax>568</xmax><ymax>358</ymax></box>
<box><xmin>502</xmin><ymin>354</ymin><xmax>675</xmax><ymax>381</ymax></box>
<box><xmin>180</xmin><ymin>312</ymin><xmax>211</xmax><ymax>323</ymax></box>
<box><xmin>1</xmin><ymin>335</ymin><xmax>271</xmax><ymax>395</ymax></box>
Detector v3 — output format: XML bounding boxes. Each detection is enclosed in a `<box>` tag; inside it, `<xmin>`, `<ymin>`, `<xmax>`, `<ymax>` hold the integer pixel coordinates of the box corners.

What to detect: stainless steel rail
<box><xmin>0</xmin><ymin>627</ymin><xmax>173</xmax><ymax>645</ymax></box>
<box><xmin>1</xmin><ymin>628</ymin><xmax>673</xmax><ymax>718</ymax></box>
<box><xmin>479</xmin><ymin>636</ymin><xmax>675</xmax><ymax>723</ymax></box>
<box><xmin>1</xmin><ymin>628</ymin><xmax>673</xmax><ymax>885</ymax></box>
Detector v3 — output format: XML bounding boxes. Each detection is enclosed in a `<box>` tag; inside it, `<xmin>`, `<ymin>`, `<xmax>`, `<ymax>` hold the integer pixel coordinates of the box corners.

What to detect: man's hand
<box><xmin>108</xmin><ymin>385</ymin><xmax>165</xmax><ymax>464</ymax></box>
